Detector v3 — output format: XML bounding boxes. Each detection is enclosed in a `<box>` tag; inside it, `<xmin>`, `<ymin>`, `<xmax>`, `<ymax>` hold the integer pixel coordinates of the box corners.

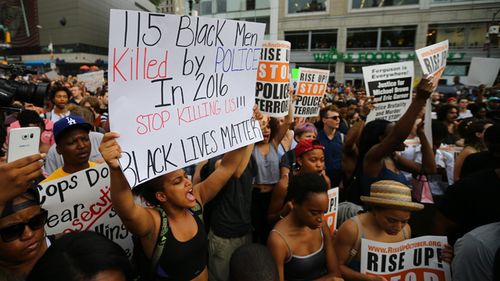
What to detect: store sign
<box><xmin>313</xmin><ymin>48</ymin><xmax>465</xmax><ymax>63</ymax></box>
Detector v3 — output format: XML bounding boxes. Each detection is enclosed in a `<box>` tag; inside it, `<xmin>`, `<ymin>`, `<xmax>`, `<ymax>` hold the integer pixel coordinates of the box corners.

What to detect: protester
<box><xmin>437</xmin><ymin>104</ymin><xmax>460</xmax><ymax>145</ymax></box>
<box><xmin>252</xmin><ymin>103</ymin><xmax>292</xmax><ymax>244</ymax></box>
<box><xmin>0</xmin><ymin>187</ymin><xmax>49</xmax><ymax>279</ymax></box>
<box><xmin>453</xmin><ymin>119</ymin><xmax>493</xmax><ymax>181</ymax></box>
<box><xmin>451</xmin><ymin>222</ymin><xmax>500</xmax><ymax>281</ymax></box>
<box><xmin>268</xmin><ymin>139</ymin><xmax>328</xmax><ymax>224</ymax></box>
<box><xmin>41</xmin><ymin>115</ymin><xmax>94</xmax><ymax>182</ymax></box>
<box><xmin>267</xmin><ymin>173</ymin><xmax>343</xmax><ymax>281</ymax></box>
<box><xmin>45</xmin><ymin>86</ymin><xmax>71</xmax><ymax>123</ymax></box>
<box><xmin>43</xmin><ymin>108</ymin><xmax>103</xmax><ymax>175</ymax></box>
<box><xmin>335</xmin><ymin>180</ymin><xmax>424</xmax><ymax>281</ymax></box>
<box><xmin>457</xmin><ymin>98</ymin><xmax>472</xmax><ymax>119</ymax></box>
<box><xmin>99</xmin><ymin>108</ymin><xmax>261</xmax><ymax>281</ymax></box>
<box><xmin>459</xmin><ymin>123</ymin><xmax>500</xmax><ymax>179</ymax></box>
<box><xmin>230</xmin><ymin>243</ymin><xmax>279</xmax><ymax>281</ymax></box>
<box><xmin>317</xmin><ymin>105</ymin><xmax>344</xmax><ymax>187</ymax></box>
<box><xmin>69</xmin><ymin>83</ymin><xmax>84</xmax><ymax>105</ymax></box>
<box><xmin>347</xmin><ymin>77</ymin><xmax>436</xmax><ymax>204</ymax></box>
<box><xmin>27</xmin><ymin>231</ymin><xmax>134</xmax><ymax>281</ymax></box>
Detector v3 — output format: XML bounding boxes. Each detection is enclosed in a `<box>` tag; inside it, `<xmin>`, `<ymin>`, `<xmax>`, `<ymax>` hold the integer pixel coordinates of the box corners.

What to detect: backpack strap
<box><xmin>340</xmin><ymin>132</ymin><xmax>345</xmax><ymax>144</ymax></box>
<box><xmin>151</xmin><ymin>208</ymin><xmax>169</xmax><ymax>272</ymax></box>
<box><xmin>346</xmin><ymin>216</ymin><xmax>363</xmax><ymax>264</ymax></box>
<box><xmin>150</xmin><ymin>200</ymin><xmax>204</xmax><ymax>273</ymax></box>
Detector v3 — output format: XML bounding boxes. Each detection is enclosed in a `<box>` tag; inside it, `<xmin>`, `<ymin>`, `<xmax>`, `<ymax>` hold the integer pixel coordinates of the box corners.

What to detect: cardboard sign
<box><xmin>361</xmin><ymin>236</ymin><xmax>451</xmax><ymax>281</ymax></box>
<box><xmin>293</xmin><ymin>67</ymin><xmax>329</xmax><ymax>117</ymax></box>
<box><xmin>323</xmin><ymin>187</ymin><xmax>339</xmax><ymax>235</ymax></box>
<box><xmin>255</xmin><ymin>40</ymin><xmax>291</xmax><ymax>117</ymax></box>
<box><xmin>416</xmin><ymin>40</ymin><xmax>449</xmax><ymax>88</ymax></box>
<box><xmin>466</xmin><ymin>57</ymin><xmax>500</xmax><ymax>87</ymax></box>
<box><xmin>363</xmin><ymin>61</ymin><xmax>414</xmax><ymax>122</ymax></box>
<box><xmin>38</xmin><ymin>163</ymin><xmax>133</xmax><ymax>257</ymax></box>
<box><xmin>108</xmin><ymin>10</ymin><xmax>265</xmax><ymax>187</ymax></box>
<box><xmin>78</xmin><ymin>70</ymin><xmax>105</xmax><ymax>93</ymax></box>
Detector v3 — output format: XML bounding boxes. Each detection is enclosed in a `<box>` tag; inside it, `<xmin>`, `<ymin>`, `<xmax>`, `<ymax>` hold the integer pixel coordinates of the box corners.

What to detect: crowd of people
<box><xmin>0</xmin><ymin>70</ymin><xmax>499</xmax><ymax>281</ymax></box>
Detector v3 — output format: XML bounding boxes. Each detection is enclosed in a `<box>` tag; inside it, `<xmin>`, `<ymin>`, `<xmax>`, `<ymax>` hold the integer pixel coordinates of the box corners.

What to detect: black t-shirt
<box><xmin>438</xmin><ymin>169</ymin><xmax>500</xmax><ymax>244</ymax></box>
<box><xmin>460</xmin><ymin>151</ymin><xmax>500</xmax><ymax>179</ymax></box>
<box><xmin>208</xmin><ymin>155</ymin><xmax>256</xmax><ymax>238</ymax></box>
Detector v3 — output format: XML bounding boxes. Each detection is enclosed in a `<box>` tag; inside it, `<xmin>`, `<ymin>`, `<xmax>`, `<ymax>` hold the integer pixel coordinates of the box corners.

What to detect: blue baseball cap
<box><xmin>53</xmin><ymin>115</ymin><xmax>92</xmax><ymax>143</ymax></box>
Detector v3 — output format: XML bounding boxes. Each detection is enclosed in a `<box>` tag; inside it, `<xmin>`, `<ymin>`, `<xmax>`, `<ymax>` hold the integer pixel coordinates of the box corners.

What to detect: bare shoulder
<box><xmin>335</xmin><ymin>218</ymin><xmax>359</xmax><ymax>245</ymax></box>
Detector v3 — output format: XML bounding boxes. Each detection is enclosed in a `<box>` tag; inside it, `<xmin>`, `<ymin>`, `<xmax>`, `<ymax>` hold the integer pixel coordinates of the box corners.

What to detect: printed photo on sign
<box><xmin>294</xmin><ymin>67</ymin><xmax>329</xmax><ymax>118</ymax></box>
<box><xmin>255</xmin><ymin>40</ymin><xmax>291</xmax><ymax>117</ymax></box>
<box><xmin>416</xmin><ymin>40</ymin><xmax>449</xmax><ymax>88</ymax></box>
<box><xmin>323</xmin><ymin>187</ymin><xmax>338</xmax><ymax>235</ymax></box>
<box><xmin>361</xmin><ymin>236</ymin><xmax>451</xmax><ymax>281</ymax></box>
<box><xmin>362</xmin><ymin>61</ymin><xmax>414</xmax><ymax>122</ymax></box>
<box><xmin>37</xmin><ymin>163</ymin><xmax>133</xmax><ymax>257</ymax></box>
<box><xmin>108</xmin><ymin>10</ymin><xmax>265</xmax><ymax>188</ymax></box>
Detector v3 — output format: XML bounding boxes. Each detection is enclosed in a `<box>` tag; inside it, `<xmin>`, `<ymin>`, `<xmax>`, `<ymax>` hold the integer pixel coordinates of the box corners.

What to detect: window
<box><xmin>217</xmin><ymin>0</ymin><xmax>226</xmax><ymax>13</ymax></box>
<box><xmin>432</xmin><ymin>0</ymin><xmax>472</xmax><ymax>3</ymax></box>
<box><xmin>244</xmin><ymin>17</ymin><xmax>270</xmax><ymax>35</ymax></box>
<box><xmin>311</xmin><ymin>30</ymin><xmax>337</xmax><ymax>50</ymax></box>
<box><xmin>347</xmin><ymin>29</ymin><xmax>378</xmax><ymax>49</ymax></box>
<box><xmin>381</xmin><ymin>26</ymin><xmax>416</xmax><ymax>49</ymax></box>
<box><xmin>200</xmin><ymin>1</ymin><xmax>212</xmax><ymax>14</ymax></box>
<box><xmin>352</xmin><ymin>0</ymin><xmax>418</xmax><ymax>9</ymax></box>
<box><xmin>288</xmin><ymin>0</ymin><xmax>327</xmax><ymax>14</ymax></box>
<box><xmin>247</xmin><ymin>0</ymin><xmax>255</xmax><ymax>10</ymax></box>
<box><xmin>427</xmin><ymin>23</ymin><xmax>492</xmax><ymax>49</ymax></box>
<box><xmin>285</xmin><ymin>31</ymin><xmax>309</xmax><ymax>50</ymax></box>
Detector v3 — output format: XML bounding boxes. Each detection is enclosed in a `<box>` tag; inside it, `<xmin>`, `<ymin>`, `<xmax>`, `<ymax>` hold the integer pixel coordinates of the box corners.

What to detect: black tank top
<box><xmin>154</xmin><ymin>209</ymin><xmax>208</xmax><ymax>280</ymax></box>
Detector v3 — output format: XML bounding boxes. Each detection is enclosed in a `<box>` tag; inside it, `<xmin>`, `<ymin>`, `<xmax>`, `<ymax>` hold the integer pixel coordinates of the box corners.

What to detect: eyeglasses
<box><xmin>324</xmin><ymin>116</ymin><xmax>340</xmax><ymax>120</ymax></box>
<box><xmin>0</xmin><ymin>209</ymin><xmax>48</xmax><ymax>242</ymax></box>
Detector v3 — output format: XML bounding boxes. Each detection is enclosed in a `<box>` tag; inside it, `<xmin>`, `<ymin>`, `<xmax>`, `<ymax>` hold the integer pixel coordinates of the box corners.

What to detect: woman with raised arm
<box><xmin>99</xmin><ymin>110</ymin><xmax>260</xmax><ymax>281</ymax></box>
<box><xmin>267</xmin><ymin>172</ymin><xmax>343</xmax><ymax>281</ymax></box>
<box><xmin>348</xmin><ymin>77</ymin><xmax>436</xmax><ymax>204</ymax></box>
<box><xmin>252</xmin><ymin>97</ymin><xmax>293</xmax><ymax>243</ymax></box>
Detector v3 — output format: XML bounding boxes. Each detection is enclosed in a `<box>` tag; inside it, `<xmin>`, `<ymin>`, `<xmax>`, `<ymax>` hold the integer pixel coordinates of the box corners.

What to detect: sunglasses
<box><xmin>324</xmin><ymin>116</ymin><xmax>340</xmax><ymax>120</ymax></box>
<box><xmin>0</xmin><ymin>209</ymin><xmax>48</xmax><ymax>243</ymax></box>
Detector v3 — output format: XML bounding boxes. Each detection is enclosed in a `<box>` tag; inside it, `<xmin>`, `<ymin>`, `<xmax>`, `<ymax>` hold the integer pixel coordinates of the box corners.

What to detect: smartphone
<box><xmin>7</xmin><ymin>127</ymin><xmax>41</xmax><ymax>163</ymax></box>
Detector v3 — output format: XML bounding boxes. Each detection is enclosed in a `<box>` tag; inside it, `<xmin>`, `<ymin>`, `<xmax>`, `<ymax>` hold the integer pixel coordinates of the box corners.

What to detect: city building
<box><xmin>158</xmin><ymin>0</ymin><xmax>186</xmax><ymax>14</ymax></box>
<box><xmin>0</xmin><ymin>0</ymin><xmax>155</xmax><ymax>74</ymax></box>
<box><xmin>280</xmin><ymin>0</ymin><xmax>500</xmax><ymax>86</ymax></box>
<box><xmin>196</xmin><ymin>0</ymin><xmax>279</xmax><ymax>40</ymax></box>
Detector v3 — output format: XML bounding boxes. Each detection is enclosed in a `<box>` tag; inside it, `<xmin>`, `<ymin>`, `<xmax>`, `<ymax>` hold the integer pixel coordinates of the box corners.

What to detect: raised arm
<box><xmin>272</xmin><ymin>90</ymin><xmax>294</xmax><ymax>148</ymax></box>
<box><xmin>396</xmin><ymin>121</ymin><xmax>437</xmax><ymax>174</ymax></box>
<box><xmin>194</xmin><ymin>145</ymin><xmax>247</xmax><ymax>205</ymax></box>
<box><xmin>364</xmin><ymin>78</ymin><xmax>433</xmax><ymax>175</ymax></box>
<box><xmin>99</xmin><ymin>132</ymin><xmax>155</xmax><ymax>238</ymax></box>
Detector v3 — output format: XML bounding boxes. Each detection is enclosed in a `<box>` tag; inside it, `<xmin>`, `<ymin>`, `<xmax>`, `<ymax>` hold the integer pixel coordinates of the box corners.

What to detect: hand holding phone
<box><xmin>7</xmin><ymin>127</ymin><xmax>41</xmax><ymax>163</ymax></box>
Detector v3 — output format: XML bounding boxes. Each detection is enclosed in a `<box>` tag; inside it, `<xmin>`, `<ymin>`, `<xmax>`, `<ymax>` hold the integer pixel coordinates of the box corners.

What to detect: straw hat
<box><xmin>360</xmin><ymin>180</ymin><xmax>424</xmax><ymax>211</ymax></box>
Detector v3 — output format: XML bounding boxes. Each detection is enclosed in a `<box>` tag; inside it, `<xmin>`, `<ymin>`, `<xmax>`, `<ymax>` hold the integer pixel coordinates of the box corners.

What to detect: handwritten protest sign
<box><xmin>108</xmin><ymin>10</ymin><xmax>265</xmax><ymax>187</ymax></box>
<box><xmin>78</xmin><ymin>70</ymin><xmax>105</xmax><ymax>93</ymax></box>
<box><xmin>38</xmin><ymin>163</ymin><xmax>133</xmax><ymax>256</ymax></box>
<box><xmin>255</xmin><ymin>40</ymin><xmax>291</xmax><ymax>117</ymax></box>
<box><xmin>293</xmin><ymin>68</ymin><xmax>329</xmax><ymax>117</ymax></box>
<box><xmin>323</xmin><ymin>187</ymin><xmax>338</xmax><ymax>235</ymax></box>
<box><xmin>466</xmin><ymin>57</ymin><xmax>500</xmax><ymax>87</ymax></box>
<box><xmin>363</xmin><ymin>61</ymin><xmax>414</xmax><ymax>122</ymax></box>
<box><xmin>361</xmin><ymin>236</ymin><xmax>451</xmax><ymax>281</ymax></box>
<box><xmin>416</xmin><ymin>40</ymin><xmax>449</xmax><ymax>88</ymax></box>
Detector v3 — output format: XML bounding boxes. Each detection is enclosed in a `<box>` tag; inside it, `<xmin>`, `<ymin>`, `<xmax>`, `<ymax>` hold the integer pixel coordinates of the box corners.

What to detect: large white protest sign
<box><xmin>108</xmin><ymin>10</ymin><xmax>265</xmax><ymax>187</ymax></box>
<box><xmin>255</xmin><ymin>40</ymin><xmax>291</xmax><ymax>117</ymax></box>
<box><xmin>293</xmin><ymin>67</ymin><xmax>329</xmax><ymax>117</ymax></box>
<box><xmin>416</xmin><ymin>40</ymin><xmax>449</xmax><ymax>89</ymax></box>
<box><xmin>361</xmin><ymin>236</ymin><xmax>451</xmax><ymax>281</ymax></box>
<box><xmin>363</xmin><ymin>61</ymin><xmax>414</xmax><ymax>122</ymax></box>
<box><xmin>466</xmin><ymin>57</ymin><xmax>500</xmax><ymax>87</ymax></box>
<box><xmin>323</xmin><ymin>187</ymin><xmax>338</xmax><ymax>235</ymax></box>
<box><xmin>38</xmin><ymin>163</ymin><xmax>133</xmax><ymax>256</ymax></box>
<box><xmin>78</xmin><ymin>70</ymin><xmax>105</xmax><ymax>93</ymax></box>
